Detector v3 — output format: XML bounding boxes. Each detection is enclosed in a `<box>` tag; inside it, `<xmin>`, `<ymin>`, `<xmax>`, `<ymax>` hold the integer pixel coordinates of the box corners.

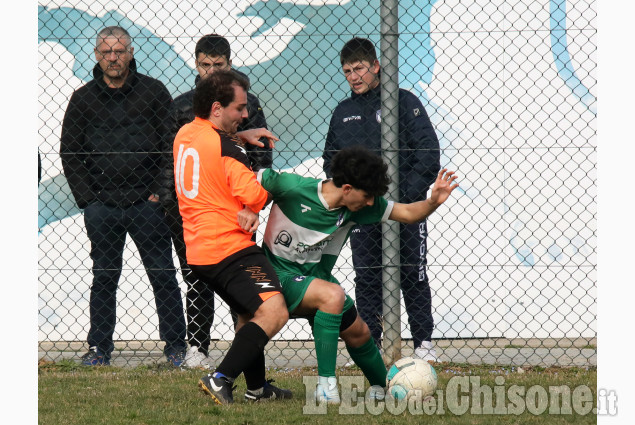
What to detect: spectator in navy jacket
<box><xmin>322</xmin><ymin>37</ymin><xmax>441</xmax><ymax>361</ymax></box>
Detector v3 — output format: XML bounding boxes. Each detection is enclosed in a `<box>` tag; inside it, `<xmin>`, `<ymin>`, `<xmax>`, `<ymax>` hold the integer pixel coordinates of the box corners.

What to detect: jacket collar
<box><xmin>93</xmin><ymin>58</ymin><xmax>138</xmax><ymax>91</ymax></box>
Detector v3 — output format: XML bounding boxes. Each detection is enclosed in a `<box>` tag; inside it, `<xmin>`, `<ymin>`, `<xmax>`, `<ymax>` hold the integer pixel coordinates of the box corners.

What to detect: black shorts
<box><xmin>189</xmin><ymin>245</ymin><xmax>282</xmax><ymax>315</ymax></box>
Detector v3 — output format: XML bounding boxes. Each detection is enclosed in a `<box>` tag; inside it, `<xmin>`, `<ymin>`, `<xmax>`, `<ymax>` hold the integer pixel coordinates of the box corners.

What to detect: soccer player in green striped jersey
<box><xmin>253</xmin><ymin>146</ymin><xmax>458</xmax><ymax>404</ymax></box>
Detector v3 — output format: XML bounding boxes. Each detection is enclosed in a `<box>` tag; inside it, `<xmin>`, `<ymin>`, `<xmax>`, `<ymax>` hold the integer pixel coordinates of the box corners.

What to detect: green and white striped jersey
<box><xmin>258</xmin><ymin>168</ymin><xmax>394</xmax><ymax>280</ymax></box>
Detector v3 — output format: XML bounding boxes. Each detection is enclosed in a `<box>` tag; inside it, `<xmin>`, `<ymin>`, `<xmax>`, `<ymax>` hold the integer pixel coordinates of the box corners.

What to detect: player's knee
<box><xmin>269</xmin><ymin>313</ymin><xmax>288</xmax><ymax>334</ymax></box>
<box><xmin>265</xmin><ymin>294</ymin><xmax>289</xmax><ymax>330</ymax></box>
<box><xmin>275</xmin><ymin>306</ymin><xmax>289</xmax><ymax>329</ymax></box>
<box><xmin>253</xmin><ymin>294</ymin><xmax>289</xmax><ymax>336</ymax></box>
<box><xmin>322</xmin><ymin>284</ymin><xmax>345</xmax><ymax>311</ymax></box>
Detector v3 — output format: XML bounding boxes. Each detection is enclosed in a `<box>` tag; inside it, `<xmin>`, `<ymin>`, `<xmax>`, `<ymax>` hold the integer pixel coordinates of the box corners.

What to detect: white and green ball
<box><xmin>386</xmin><ymin>357</ymin><xmax>438</xmax><ymax>400</ymax></box>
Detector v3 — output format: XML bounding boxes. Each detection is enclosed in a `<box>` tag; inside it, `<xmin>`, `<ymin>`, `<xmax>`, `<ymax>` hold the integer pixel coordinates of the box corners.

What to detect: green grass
<box><xmin>39</xmin><ymin>361</ymin><xmax>597</xmax><ymax>425</ymax></box>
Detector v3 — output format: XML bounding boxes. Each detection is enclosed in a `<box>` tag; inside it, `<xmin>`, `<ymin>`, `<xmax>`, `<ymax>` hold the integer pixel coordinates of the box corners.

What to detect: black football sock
<box><xmin>243</xmin><ymin>350</ymin><xmax>266</xmax><ymax>391</ymax></box>
<box><xmin>215</xmin><ymin>322</ymin><xmax>269</xmax><ymax>380</ymax></box>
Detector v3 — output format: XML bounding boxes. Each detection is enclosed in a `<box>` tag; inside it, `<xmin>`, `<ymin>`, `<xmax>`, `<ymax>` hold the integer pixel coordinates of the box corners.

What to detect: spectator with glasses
<box><xmin>60</xmin><ymin>26</ymin><xmax>187</xmax><ymax>367</ymax></box>
<box><xmin>322</xmin><ymin>37</ymin><xmax>441</xmax><ymax>362</ymax></box>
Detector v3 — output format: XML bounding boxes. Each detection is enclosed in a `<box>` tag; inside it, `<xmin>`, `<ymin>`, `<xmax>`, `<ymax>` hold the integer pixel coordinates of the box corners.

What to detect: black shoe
<box><xmin>198</xmin><ymin>373</ymin><xmax>235</xmax><ymax>405</ymax></box>
<box><xmin>166</xmin><ymin>349</ymin><xmax>186</xmax><ymax>367</ymax></box>
<box><xmin>81</xmin><ymin>347</ymin><xmax>110</xmax><ymax>366</ymax></box>
<box><xmin>244</xmin><ymin>379</ymin><xmax>293</xmax><ymax>402</ymax></box>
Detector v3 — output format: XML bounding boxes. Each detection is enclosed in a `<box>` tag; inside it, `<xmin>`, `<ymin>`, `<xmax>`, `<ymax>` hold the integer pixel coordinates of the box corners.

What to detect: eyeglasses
<box><xmin>95</xmin><ymin>49</ymin><xmax>130</xmax><ymax>57</ymax></box>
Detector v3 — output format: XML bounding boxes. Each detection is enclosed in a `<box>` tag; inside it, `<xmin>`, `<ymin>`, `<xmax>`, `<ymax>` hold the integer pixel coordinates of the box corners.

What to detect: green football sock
<box><xmin>313</xmin><ymin>310</ymin><xmax>343</xmax><ymax>377</ymax></box>
<box><xmin>346</xmin><ymin>337</ymin><xmax>387</xmax><ymax>386</ymax></box>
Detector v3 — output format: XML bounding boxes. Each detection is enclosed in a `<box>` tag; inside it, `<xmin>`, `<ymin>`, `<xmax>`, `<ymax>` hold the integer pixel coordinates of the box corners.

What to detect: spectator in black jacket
<box><xmin>60</xmin><ymin>26</ymin><xmax>187</xmax><ymax>367</ymax></box>
<box><xmin>322</xmin><ymin>38</ymin><xmax>441</xmax><ymax>361</ymax></box>
<box><xmin>159</xmin><ymin>34</ymin><xmax>277</xmax><ymax>369</ymax></box>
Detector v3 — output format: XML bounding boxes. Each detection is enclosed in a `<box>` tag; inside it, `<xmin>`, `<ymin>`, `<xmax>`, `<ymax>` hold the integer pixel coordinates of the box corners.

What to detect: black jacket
<box><xmin>322</xmin><ymin>84</ymin><xmax>440</xmax><ymax>203</ymax></box>
<box><xmin>60</xmin><ymin>59</ymin><xmax>172</xmax><ymax>209</ymax></box>
<box><xmin>158</xmin><ymin>71</ymin><xmax>272</xmax><ymax>204</ymax></box>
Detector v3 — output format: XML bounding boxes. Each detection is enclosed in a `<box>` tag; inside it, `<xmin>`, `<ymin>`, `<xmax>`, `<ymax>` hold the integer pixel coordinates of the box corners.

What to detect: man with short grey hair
<box><xmin>93</xmin><ymin>26</ymin><xmax>133</xmax><ymax>87</ymax></box>
<box><xmin>60</xmin><ymin>26</ymin><xmax>187</xmax><ymax>367</ymax></box>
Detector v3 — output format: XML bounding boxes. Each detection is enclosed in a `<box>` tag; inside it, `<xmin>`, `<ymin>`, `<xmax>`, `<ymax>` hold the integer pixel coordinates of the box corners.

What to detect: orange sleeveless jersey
<box><xmin>173</xmin><ymin>117</ymin><xmax>269</xmax><ymax>265</ymax></box>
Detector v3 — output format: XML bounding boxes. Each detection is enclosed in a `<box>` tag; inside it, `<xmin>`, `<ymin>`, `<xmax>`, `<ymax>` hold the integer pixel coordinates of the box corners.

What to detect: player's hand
<box><xmin>236</xmin><ymin>128</ymin><xmax>279</xmax><ymax>149</ymax></box>
<box><xmin>237</xmin><ymin>206</ymin><xmax>260</xmax><ymax>233</ymax></box>
<box><xmin>429</xmin><ymin>169</ymin><xmax>459</xmax><ymax>207</ymax></box>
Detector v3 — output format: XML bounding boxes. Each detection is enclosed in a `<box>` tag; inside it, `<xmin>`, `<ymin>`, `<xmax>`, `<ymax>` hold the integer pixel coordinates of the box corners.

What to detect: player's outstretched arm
<box><xmin>389</xmin><ymin>169</ymin><xmax>459</xmax><ymax>224</ymax></box>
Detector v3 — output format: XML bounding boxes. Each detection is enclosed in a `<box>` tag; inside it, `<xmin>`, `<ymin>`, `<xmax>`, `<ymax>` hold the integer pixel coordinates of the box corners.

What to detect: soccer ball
<box><xmin>386</xmin><ymin>357</ymin><xmax>438</xmax><ymax>400</ymax></box>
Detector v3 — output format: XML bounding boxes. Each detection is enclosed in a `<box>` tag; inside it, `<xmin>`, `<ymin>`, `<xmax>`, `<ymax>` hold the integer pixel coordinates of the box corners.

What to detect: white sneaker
<box><xmin>368</xmin><ymin>385</ymin><xmax>385</xmax><ymax>401</ymax></box>
<box><xmin>315</xmin><ymin>376</ymin><xmax>340</xmax><ymax>404</ymax></box>
<box><xmin>414</xmin><ymin>341</ymin><xmax>438</xmax><ymax>362</ymax></box>
<box><xmin>184</xmin><ymin>346</ymin><xmax>212</xmax><ymax>369</ymax></box>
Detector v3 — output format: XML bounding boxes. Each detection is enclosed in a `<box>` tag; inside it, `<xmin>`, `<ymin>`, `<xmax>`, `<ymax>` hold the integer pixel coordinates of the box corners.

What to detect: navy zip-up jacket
<box><xmin>322</xmin><ymin>84</ymin><xmax>440</xmax><ymax>203</ymax></box>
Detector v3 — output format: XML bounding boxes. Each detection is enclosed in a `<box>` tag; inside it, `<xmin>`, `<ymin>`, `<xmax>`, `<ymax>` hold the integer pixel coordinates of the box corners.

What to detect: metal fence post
<box><xmin>380</xmin><ymin>0</ymin><xmax>401</xmax><ymax>366</ymax></box>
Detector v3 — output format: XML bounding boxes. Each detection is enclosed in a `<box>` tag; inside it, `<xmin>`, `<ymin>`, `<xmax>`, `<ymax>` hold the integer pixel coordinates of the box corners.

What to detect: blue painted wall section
<box><xmin>38</xmin><ymin>1</ymin><xmax>594</xmax><ymax>268</ymax></box>
<box><xmin>549</xmin><ymin>0</ymin><xmax>596</xmax><ymax>114</ymax></box>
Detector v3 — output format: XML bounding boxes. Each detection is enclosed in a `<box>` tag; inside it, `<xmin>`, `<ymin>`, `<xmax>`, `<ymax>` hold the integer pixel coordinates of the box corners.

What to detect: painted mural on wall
<box><xmin>38</xmin><ymin>0</ymin><xmax>596</xmax><ymax>341</ymax></box>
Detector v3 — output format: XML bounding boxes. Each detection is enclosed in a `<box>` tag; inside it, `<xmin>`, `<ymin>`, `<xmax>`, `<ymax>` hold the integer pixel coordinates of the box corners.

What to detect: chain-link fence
<box><xmin>38</xmin><ymin>0</ymin><xmax>596</xmax><ymax>368</ymax></box>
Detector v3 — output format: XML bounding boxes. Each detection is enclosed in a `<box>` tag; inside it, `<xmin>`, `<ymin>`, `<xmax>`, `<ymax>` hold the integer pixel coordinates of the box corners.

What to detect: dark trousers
<box><xmin>350</xmin><ymin>221</ymin><xmax>433</xmax><ymax>349</ymax></box>
<box><xmin>83</xmin><ymin>200</ymin><xmax>186</xmax><ymax>357</ymax></box>
<box><xmin>163</xmin><ymin>200</ymin><xmax>217</xmax><ymax>355</ymax></box>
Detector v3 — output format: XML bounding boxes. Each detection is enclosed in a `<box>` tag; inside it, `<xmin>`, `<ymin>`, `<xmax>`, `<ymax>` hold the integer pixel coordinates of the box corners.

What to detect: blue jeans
<box><xmin>351</xmin><ymin>221</ymin><xmax>433</xmax><ymax>349</ymax></box>
<box><xmin>83</xmin><ymin>200</ymin><xmax>186</xmax><ymax>357</ymax></box>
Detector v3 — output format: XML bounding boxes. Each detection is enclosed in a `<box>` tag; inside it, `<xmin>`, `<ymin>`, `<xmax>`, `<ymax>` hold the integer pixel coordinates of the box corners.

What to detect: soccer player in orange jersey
<box><xmin>173</xmin><ymin>70</ymin><xmax>291</xmax><ymax>404</ymax></box>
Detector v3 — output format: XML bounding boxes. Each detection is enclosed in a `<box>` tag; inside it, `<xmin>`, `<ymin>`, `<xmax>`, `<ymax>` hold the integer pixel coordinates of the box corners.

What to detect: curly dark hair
<box><xmin>192</xmin><ymin>70</ymin><xmax>249</xmax><ymax>119</ymax></box>
<box><xmin>330</xmin><ymin>146</ymin><xmax>390</xmax><ymax>197</ymax></box>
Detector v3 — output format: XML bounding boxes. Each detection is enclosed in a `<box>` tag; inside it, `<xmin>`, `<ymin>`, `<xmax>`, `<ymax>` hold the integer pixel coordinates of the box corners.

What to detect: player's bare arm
<box><xmin>236</xmin><ymin>128</ymin><xmax>279</xmax><ymax>149</ymax></box>
<box><xmin>389</xmin><ymin>169</ymin><xmax>459</xmax><ymax>224</ymax></box>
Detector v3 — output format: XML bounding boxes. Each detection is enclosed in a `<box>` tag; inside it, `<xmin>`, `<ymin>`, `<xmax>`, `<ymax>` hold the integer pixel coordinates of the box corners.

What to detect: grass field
<box><xmin>38</xmin><ymin>360</ymin><xmax>597</xmax><ymax>425</ymax></box>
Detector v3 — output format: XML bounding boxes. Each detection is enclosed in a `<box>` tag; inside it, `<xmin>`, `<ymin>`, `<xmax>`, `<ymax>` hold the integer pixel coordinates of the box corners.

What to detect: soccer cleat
<box><xmin>81</xmin><ymin>347</ymin><xmax>110</xmax><ymax>366</ymax></box>
<box><xmin>199</xmin><ymin>372</ymin><xmax>236</xmax><ymax>405</ymax></box>
<box><xmin>244</xmin><ymin>379</ymin><xmax>293</xmax><ymax>402</ymax></box>
<box><xmin>184</xmin><ymin>346</ymin><xmax>212</xmax><ymax>369</ymax></box>
<box><xmin>315</xmin><ymin>376</ymin><xmax>340</xmax><ymax>404</ymax></box>
<box><xmin>166</xmin><ymin>349</ymin><xmax>186</xmax><ymax>367</ymax></box>
<box><xmin>414</xmin><ymin>341</ymin><xmax>438</xmax><ymax>363</ymax></box>
<box><xmin>368</xmin><ymin>385</ymin><xmax>385</xmax><ymax>401</ymax></box>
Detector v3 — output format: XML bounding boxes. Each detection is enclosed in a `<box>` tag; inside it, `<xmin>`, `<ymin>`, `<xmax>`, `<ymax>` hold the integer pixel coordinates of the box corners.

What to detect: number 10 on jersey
<box><xmin>175</xmin><ymin>144</ymin><xmax>200</xmax><ymax>199</ymax></box>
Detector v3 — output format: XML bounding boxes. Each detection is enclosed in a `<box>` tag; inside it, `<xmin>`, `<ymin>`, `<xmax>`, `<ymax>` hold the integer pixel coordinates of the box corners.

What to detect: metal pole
<box><xmin>380</xmin><ymin>0</ymin><xmax>401</xmax><ymax>366</ymax></box>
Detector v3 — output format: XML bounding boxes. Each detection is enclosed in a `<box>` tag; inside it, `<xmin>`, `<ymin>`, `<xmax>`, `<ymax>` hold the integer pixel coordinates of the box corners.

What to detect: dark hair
<box><xmin>340</xmin><ymin>37</ymin><xmax>378</xmax><ymax>65</ymax></box>
<box><xmin>331</xmin><ymin>146</ymin><xmax>389</xmax><ymax>197</ymax></box>
<box><xmin>195</xmin><ymin>34</ymin><xmax>231</xmax><ymax>60</ymax></box>
<box><xmin>192</xmin><ymin>70</ymin><xmax>249</xmax><ymax>119</ymax></box>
